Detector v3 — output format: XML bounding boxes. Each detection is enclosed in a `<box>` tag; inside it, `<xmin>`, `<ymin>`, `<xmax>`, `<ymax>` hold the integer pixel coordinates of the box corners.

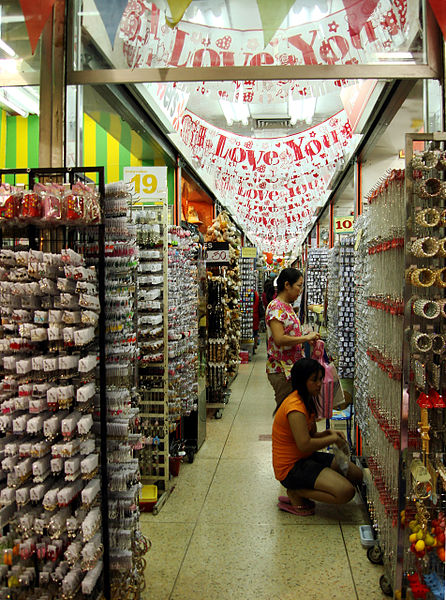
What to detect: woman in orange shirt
<box><xmin>272</xmin><ymin>358</ymin><xmax>362</xmax><ymax>516</ymax></box>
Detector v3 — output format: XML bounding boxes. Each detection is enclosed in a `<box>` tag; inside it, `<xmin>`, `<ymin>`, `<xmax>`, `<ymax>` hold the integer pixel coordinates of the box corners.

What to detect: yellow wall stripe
<box><xmin>83</xmin><ymin>114</ymin><xmax>97</xmax><ymax>168</ymax></box>
<box><xmin>107</xmin><ymin>132</ymin><xmax>120</xmax><ymax>183</ymax></box>
<box><xmin>0</xmin><ymin>110</ymin><xmax>6</xmax><ymax>169</ymax></box>
<box><xmin>15</xmin><ymin>117</ymin><xmax>28</xmax><ymax>184</ymax></box>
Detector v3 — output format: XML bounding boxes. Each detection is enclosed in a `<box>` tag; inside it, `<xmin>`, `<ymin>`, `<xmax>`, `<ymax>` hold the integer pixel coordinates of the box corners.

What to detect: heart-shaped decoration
<box><xmin>216</xmin><ymin>36</ymin><xmax>232</xmax><ymax>50</ymax></box>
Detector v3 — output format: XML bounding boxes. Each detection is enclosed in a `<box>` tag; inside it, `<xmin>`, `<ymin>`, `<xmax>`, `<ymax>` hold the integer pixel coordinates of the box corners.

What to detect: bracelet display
<box><xmin>430</xmin><ymin>333</ymin><xmax>445</xmax><ymax>354</ymax></box>
<box><xmin>435</xmin><ymin>267</ymin><xmax>446</xmax><ymax>288</ymax></box>
<box><xmin>411</xmin><ymin>237</ymin><xmax>440</xmax><ymax>258</ymax></box>
<box><xmin>416</xmin><ymin>178</ymin><xmax>446</xmax><ymax>200</ymax></box>
<box><xmin>413</xmin><ymin>298</ymin><xmax>441</xmax><ymax>319</ymax></box>
<box><xmin>411</xmin><ymin>332</ymin><xmax>433</xmax><ymax>353</ymax></box>
<box><xmin>411</xmin><ymin>268</ymin><xmax>436</xmax><ymax>288</ymax></box>
<box><xmin>415</xmin><ymin>207</ymin><xmax>441</xmax><ymax>228</ymax></box>
<box><xmin>412</xmin><ymin>151</ymin><xmax>441</xmax><ymax>170</ymax></box>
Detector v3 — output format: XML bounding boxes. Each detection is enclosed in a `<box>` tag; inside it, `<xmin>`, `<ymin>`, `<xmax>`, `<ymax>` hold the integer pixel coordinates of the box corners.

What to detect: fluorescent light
<box><xmin>219</xmin><ymin>99</ymin><xmax>250</xmax><ymax>127</ymax></box>
<box><xmin>288</xmin><ymin>96</ymin><xmax>316</xmax><ymax>125</ymax></box>
<box><xmin>0</xmin><ymin>87</ymin><xmax>39</xmax><ymax>116</ymax></box>
<box><xmin>0</xmin><ymin>16</ymin><xmax>25</xmax><ymax>23</ymax></box>
<box><xmin>0</xmin><ymin>39</ymin><xmax>16</xmax><ymax>57</ymax></box>
<box><xmin>0</xmin><ymin>89</ymin><xmax>26</xmax><ymax>116</ymax></box>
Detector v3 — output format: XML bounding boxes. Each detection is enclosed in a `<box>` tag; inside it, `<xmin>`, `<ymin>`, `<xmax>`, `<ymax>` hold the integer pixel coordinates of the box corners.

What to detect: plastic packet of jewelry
<box><xmin>65</xmin><ymin>540</ymin><xmax>83</xmax><ymax>566</ymax></box>
<box><xmin>75</xmin><ymin>280</ymin><xmax>97</xmax><ymax>295</ymax></box>
<box><xmin>29</xmin><ymin>397</ymin><xmax>48</xmax><ymax>413</ymax></box>
<box><xmin>64</xmin><ymin>456</ymin><xmax>81</xmax><ymax>479</ymax></box>
<box><xmin>31</xmin><ymin>440</ymin><xmax>51</xmax><ymax>457</ymax></box>
<box><xmin>30</xmin><ymin>327</ymin><xmax>47</xmax><ymax>342</ymax></box>
<box><xmin>34</xmin><ymin>382</ymin><xmax>51</xmax><ymax>398</ymax></box>
<box><xmin>18</xmin><ymin>441</ymin><xmax>32</xmax><ymax>457</ymax></box>
<box><xmin>27</xmin><ymin>411</ymin><xmax>51</xmax><ymax>434</ymax></box>
<box><xmin>59</xmin><ymin>354</ymin><xmax>79</xmax><ymax>372</ymax></box>
<box><xmin>57</xmin><ymin>278</ymin><xmax>76</xmax><ymax>293</ymax></box>
<box><xmin>77</xmin><ymin>414</ymin><xmax>93</xmax><ymax>436</ymax></box>
<box><xmin>48</xmin><ymin>309</ymin><xmax>63</xmax><ymax>323</ymax></box>
<box><xmin>77</xmin><ymin>382</ymin><xmax>96</xmax><ymax>405</ymax></box>
<box><xmin>63</xmin><ymin>310</ymin><xmax>81</xmax><ymax>324</ymax></box>
<box><xmin>79</xmin><ymin>293</ymin><xmax>100</xmax><ymax>311</ymax></box>
<box><xmin>2</xmin><ymin>454</ymin><xmax>19</xmax><ymax>472</ymax></box>
<box><xmin>0</xmin><ymin>413</ymin><xmax>13</xmax><ymax>433</ymax></box>
<box><xmin>32</xmin><ymin>456</ymin><xmax>51</xmax><ymax>479</ymax></box>
<box><xmin>4</xmin><ymin>441</ymin><xmax>18</xmax><ymax>457</ymax></box>
<box><xmin>109</xmin><ymin>549</ymin><xmax>132</xmax><ymax>571</ymax></box>
<box><xmin>39</xmin><ymin>278</ymin><xmax>58</xmax><ymax>295</ymax></box>
<box><xmin>34</xmin><ymin>310</ymin><xmax>48</xmax><ymax>324</ymax></box>
<box><xmin>78</xmin><ymin>354</ymin><xmax>97</xmax><ymax>373</ymax></box>
<box><xmin>1</xmin><ymin>397</ymin><xmax>17</xmax><ymax>414</ymax></box>
<box><xmin>81</xmin><ymin>559</ymin><xmax>103</xmax><ymax>594</ymax></box>
<box><xmin>60</xmin><ymin>438</ymin><xmax>81</xmax><ymax>457</ymax></box>
<box><xmin>44</xmin><ymin>411</ymin><xmax>69</xmax><ymax>439</ymax></box>
<box><xmin>333</xmin><ymin>441</ymin><xmax>350</xmax><ymax>476</ymax></box>
<box><xmin>61</xmin><ymin>566</ymin><xmax>83</xmax><ymax>596</ymax></box>
<box><xmin>58</xmin><ymin>479</ymin><xmax>83</xmax><ymax>507</ymax></box>
<box><xmin>0</xmin><ymin>486</ymin><xmax>15</xmax><ymax>505</ymax></box>
<box><xmin>81</xmin><ymin>310</ymin><xmax>99</xmax><ymax>326</ymax></box>
<box><xmin>82</xmin><ymin>506</ymin><xmax>101</xmax><ymax>541</ymax></box>
<box><xmin>51</xmin><ymin>456</ymin><xmax>65</xmax><ymax>475</ymax></box>
<box><xmin>61</xmin><ymin>410</ymin><xmax>81</xmax><ymax>438</ymax></box>
<box><xmin>15</xmin><ymin>482</ymin><xmax>33</xmax><ymax>506</ymax></box>
<box><xmin>61</xmin><ymin>249</ymin><xmax>84</xmax><ymax>267</ymax></box>
<box><xmin>13</xmin><ymin>412</ymin><xmax>32</xmax><ymax>434</ymax></box>
<box><xmin>80</xmin><ymin>439</ymin><xmax>95</xmax><ymax>457</ymax></box>
<box><xmin>48</xmin><ymin>324</ymin><xmax>63</xmax><ymax>341</ymax></box>
<box><xmin>43</xmin><ymin>355</ymin><xmax>59</xmax><ymax>372</ymax></box>
<box><xmin>74</xmin><ymin>327</ymin><xmax>95</xmax><ymax>346</ymax></box>
<box><xmin>14</xmin><ymin>456</ymin><xmax>33</xmax><ymax>480</ymax></box>
<box><xmin>81</xmin><ymin>453</ymin><xmax>98</xmax><ymax>478</ymax></box>
<box><xmin>60</xmin><ymin>293</ymin><xmax>79</xmax><ymax>309</ymax></box>
<box><xmin>31</xmin><ymin>354</ymin><xmax>44</xmax><ymax>372</ymax></box>
<box><xmin>81</xmin><ymin>477</ymin><xmax>100</xmax><ymax>506</ymax></box>
<box><xmin>427</xmin><ymin>361</ymin><xmax>441</xmax><ymax>389</ymax></box>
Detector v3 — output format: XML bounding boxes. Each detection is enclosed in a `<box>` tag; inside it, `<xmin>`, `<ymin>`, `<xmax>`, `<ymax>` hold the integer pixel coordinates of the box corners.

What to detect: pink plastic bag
<box><xmin>311</xmin><ymin>340</ymin><xmax>340</xmax><ymax>419</ymax></box>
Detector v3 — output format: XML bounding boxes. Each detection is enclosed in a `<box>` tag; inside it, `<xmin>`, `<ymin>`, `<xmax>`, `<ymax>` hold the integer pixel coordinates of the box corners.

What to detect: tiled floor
<box><xmin>141</xmin><ymin>343</ymin><xmax>386</xmax><ymax>600</ymax></box>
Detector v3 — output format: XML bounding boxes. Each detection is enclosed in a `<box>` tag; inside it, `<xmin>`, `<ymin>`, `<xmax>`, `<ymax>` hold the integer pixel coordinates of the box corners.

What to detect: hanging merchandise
<box><xmin>239</xmin><ymin>254</ymin><xmax>256</xmax><ymax>344</ymax></box>
<box><xmin>167</xmin><ymin>226</ymin><xmax>199</xmax><ymax>458</ymax></box>
<box><xmin>306</xmin><ymin>247</ymin><xmax>329</xmax><ymax>305</ymax></box>
<box><xmin>134</xmin><ymin>203</ymin><xmax>170</xmax><ymax>492</ymax></box>
<box><xmin>0</xmin><ymin>168</ymin><xmax>110</xmax><ymax>599</ymax></box>
<box><xmin>353</xmin><ymin>156</ymin><xmax>446</xmax><ymax>599</ymax></box>
<box><xmin>102</xmin><ymin>182</ymin><xmax>148</xmax><ymax>599</ymax></box>
<box><xmin>205</xmin><ymin>213</ymin><xmax>241</xmax><ymax>410</ymax></box>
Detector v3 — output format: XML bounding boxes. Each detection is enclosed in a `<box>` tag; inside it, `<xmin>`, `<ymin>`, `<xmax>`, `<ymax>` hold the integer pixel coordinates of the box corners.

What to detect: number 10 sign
<box><xmin>124</xmin><ymin>166</ymin><xmax>167</xmax><ymax>204</ymax></box>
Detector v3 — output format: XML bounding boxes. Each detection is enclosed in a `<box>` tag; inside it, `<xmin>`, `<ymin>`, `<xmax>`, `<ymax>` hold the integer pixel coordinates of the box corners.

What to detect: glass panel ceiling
<box><xmin>0</xmin><ymin>0</ymin><xmax>41</xmax><ymax>76</ymax></box>
<box><xmin>77</xmin><ymin>0</ymin><xmax>424</xmax><ymax>72</ymax></box>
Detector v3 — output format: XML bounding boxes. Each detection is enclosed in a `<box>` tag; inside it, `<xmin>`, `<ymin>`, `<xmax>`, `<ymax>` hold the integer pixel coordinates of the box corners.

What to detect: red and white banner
<box><xmin>177</xmin><ymin>110</ymin><xmax>356</xmax><ymax>254</ymax></box>
<box><xmin>119</xmin><ymin>0</ymin><xmax>408</xmax><ymax>79</ymax></box>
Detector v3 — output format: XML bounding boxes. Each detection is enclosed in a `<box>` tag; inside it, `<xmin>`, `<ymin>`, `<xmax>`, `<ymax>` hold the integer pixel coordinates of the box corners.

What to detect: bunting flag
<box><xmin>342</xmin><ymin>0</ymin><xmax>380</xmax><ymax>36</ymax></box>
<box><xmin>19</xmin><ymin>0</ymin><xmax>56</xmax><ymax>54</ymax></box>
<box><xmin>94</xmin><ymin>0</ymin><xmax>128</xmax><ymax>47</ymax></box>
<box><xmin>256</xmin><ymin>0</ymin><xmax>295</xmax><ymax>47</ymax></box>
<box><xmin>166</xmin><ymin>0</ymin><xmax>193</xmax><ymax>28</ymax></box>
<box><xmin>428</xmin><ymin>0</ymin><xmax>446</xmax><ymax>38</ymax></box>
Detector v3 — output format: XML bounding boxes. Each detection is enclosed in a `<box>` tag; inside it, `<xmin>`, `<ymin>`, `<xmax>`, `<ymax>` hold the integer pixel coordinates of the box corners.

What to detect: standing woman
<box><xmin>265</xmin><ymin>268</ymin><xmax>320</xmax><ymax>405</ymax></box>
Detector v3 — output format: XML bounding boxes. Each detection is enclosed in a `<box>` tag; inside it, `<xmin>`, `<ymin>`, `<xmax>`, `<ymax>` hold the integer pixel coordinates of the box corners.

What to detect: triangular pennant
<box><xmin>166</xmin><ymin>0</ymin><xmax>193</xmax><ymax>28</ymax></box>
<box><xmin>94</xmin><ymin>0</ymin><xmax>128</xmax><ymax>47</ymax></box>
<box><xmin>428</xmin><ymin>0</ymin><xmax>446</xmax><ymax>39</ymax></box>
<box><xmin>256</xmin><ymin>0</ymin><xmax>295</xmax><ymax>47</ymax></box>
<box><xmin>342</xmin><ymin>0</ymin><xmax>379</xmax><ymax>36</ymax></box>
<box><xmin>19</xmin><ymin>0</ymin><xmax>56</xmax><ymax>54</ymax></box>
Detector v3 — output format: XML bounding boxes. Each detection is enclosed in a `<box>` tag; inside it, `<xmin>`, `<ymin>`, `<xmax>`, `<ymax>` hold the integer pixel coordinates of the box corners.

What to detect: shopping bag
<box><xmin>311</xmin><ymin>341</ymin><xmax>345</xmax><ymax>419</ymax></box>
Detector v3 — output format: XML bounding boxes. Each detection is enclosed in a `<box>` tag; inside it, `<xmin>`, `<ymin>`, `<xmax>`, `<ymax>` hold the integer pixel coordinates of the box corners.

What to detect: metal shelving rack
<box><xmin>134</xmin><ymin>198</ymin><xmax>170</xmax><ymax>494</ymax></box>
<box><xmin>0</xmin><ymin>166</ymin><xmax>111</xmax><ymax>600</ymax></box>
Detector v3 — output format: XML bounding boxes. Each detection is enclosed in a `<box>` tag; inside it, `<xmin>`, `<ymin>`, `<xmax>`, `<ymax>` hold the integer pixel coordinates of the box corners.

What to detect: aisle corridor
<box><xmin>141</xmin><ymin>344</ymin><xmax>386</xmax><ymax>600</ymax></box>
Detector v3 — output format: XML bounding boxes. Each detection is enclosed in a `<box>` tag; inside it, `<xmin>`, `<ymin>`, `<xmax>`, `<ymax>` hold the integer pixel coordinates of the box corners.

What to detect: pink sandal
<box><xmin>277</xmin><ymin>501</ymin><xmax>315</xmax><ymax>516</ymax></box>
<box><xmin>278</xmin><ymin>496</ymin><xmax>315</xmax><ymax>509</ymax></box>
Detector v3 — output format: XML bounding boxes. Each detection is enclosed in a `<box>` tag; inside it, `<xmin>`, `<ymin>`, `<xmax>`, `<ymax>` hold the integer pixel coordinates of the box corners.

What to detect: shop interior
<box><xmin>0</xmin><ymin>1</ymin><xmax>444</xmax><ymax>599</ymax></box>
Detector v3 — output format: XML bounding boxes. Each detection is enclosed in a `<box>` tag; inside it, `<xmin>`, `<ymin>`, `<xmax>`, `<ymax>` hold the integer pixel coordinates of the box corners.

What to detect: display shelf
<box><xmin>0</xmin><ymin>167</ymin><xmax>110</xmax><ymax>599</ymax></box>
<box><xmin>239</xmin><ymin>255</ymin><xmax>256</xmax><ymax>343</ymax></box>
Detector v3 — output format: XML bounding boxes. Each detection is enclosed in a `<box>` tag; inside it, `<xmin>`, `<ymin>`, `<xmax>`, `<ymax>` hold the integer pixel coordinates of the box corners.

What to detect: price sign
<box><xmin>334</xmin><ymin>216</ymin><xmax>354</xmax><ymax>233</ymax></box>
<box><xmin>124</xmin><ymin>167</ymin><xmax>167</xmax><ymax>204</ymax></box>
<box><xmin>205</xmin><ymin>242</ymin><xmax>230</xmax><ymax>265</ymax></box>
<box><xmin>241</xmin><ymin>247</ymin><xmax>257</xmax><ymax>258</ymax></box>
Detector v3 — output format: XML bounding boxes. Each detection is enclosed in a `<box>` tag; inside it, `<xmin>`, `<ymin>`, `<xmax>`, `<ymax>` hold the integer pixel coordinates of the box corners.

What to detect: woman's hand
<box><xmin>305</xmin><ymin>331</ymin><xmax>320</xmax><ymax>343</ymax></box>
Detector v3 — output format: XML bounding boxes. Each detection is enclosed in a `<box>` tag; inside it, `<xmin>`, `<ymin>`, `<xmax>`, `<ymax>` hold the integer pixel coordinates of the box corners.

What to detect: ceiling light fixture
<box><xmin>288</xmin><ymin>96</ymin><xmax>316</xmax><ymax>126</ymax></box>
<box><xmin>0</xmin><ymin>39</ymin><xmax>16</xmax><ymax>57</ymax></box>
<box><xmin>219</xmin><ymin>99</ymin><xmax>250</xmax><ymax>127</ymax></box>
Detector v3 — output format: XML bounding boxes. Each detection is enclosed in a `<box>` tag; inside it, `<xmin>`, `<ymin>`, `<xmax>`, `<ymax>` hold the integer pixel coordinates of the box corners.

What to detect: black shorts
<box><xmin>280</xmin><ymin>452</ymin><xmax>335</xmax><ymax>490</ymax></box>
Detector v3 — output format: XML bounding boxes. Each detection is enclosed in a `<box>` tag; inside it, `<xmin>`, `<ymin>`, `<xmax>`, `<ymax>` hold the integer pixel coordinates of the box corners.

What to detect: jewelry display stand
<box><xmin>239</xmin><ymin>253</ymin><xmax>256</xmax><ymax>348</ymax></box>
<box><xmin>354</xmin><ymin>135</ymin><xmax>446</xmax><ymax>598</ymax></box>
<box><xmin>0</xmin><ymin>167</ymin><xmax>111</xmax><ymax>599</ymax></box>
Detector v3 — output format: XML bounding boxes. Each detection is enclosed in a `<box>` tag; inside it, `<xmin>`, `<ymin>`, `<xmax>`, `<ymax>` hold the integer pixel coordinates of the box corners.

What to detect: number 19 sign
<box><xmin>124</xmin><ymin>166</ymin><xmax>167</xmax><ymax>204</ymax></box>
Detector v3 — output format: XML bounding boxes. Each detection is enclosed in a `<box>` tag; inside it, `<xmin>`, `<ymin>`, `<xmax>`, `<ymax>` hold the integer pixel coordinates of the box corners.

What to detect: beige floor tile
<box><xmin>170</xmin><ymin>521</ymin><xmax>356</xmax><ymax>600</ymax></box>
<box><xmin>141</xmin><ymin>457</ymin><xmax>218</xmax><ymax>523</ymax></box>
<box><xmin>341</xmin><ymin>524</ymin><xmax>386</xmax><ymax>600</ymax></box>
<box><xmin>140</xmin><ymin>521</ymin><xmax>195</xmax><ymax>600</ymax></box>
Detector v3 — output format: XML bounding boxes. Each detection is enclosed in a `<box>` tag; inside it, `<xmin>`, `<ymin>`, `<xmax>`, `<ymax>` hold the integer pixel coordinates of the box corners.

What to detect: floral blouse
<box><xmin>265</xmin><ymin>298</ymin><xmax>304</xmax><ymax>380</ymax></box>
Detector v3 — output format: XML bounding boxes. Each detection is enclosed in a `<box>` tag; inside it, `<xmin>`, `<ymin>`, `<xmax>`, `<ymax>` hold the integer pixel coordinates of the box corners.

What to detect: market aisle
<box><xmin>140</xmin><ymin>343</ymin><xmax>386</xmax><ymax>600</ymax></box>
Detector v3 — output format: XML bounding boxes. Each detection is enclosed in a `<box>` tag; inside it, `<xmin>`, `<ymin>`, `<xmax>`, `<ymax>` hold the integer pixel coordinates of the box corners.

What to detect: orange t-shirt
<box><xmin>272</xmin><ymin>390</ymin><xmax>315</xmax><ymax>482</ymax></box>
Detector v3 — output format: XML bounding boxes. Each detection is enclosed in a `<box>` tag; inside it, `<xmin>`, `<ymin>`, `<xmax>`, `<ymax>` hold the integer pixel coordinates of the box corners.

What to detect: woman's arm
<box><xmin>288</xmin><ymin>411</ymin><xmax>339</xmax><ymax>454</ymax></box>
<box><xmin>269</xmin><ymin>319</ymin><xmax>319</xmax><ymax>347</ymax></box>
